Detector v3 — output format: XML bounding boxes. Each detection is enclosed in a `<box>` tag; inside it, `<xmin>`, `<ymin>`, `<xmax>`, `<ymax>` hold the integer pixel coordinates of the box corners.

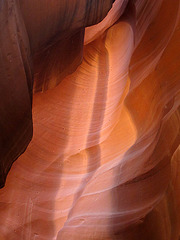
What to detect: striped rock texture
<box><xmin>0</xmin><ymin>0</ymin><xmax>180</xmax><ymax>239</ymax></box>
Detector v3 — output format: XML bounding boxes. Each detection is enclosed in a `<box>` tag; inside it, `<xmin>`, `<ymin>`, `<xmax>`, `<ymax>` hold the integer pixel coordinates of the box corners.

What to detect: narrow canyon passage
<box><xmin>0</xmin><ymin>0</ymin><xmax>180</xmax><ymax>239</ymax></box>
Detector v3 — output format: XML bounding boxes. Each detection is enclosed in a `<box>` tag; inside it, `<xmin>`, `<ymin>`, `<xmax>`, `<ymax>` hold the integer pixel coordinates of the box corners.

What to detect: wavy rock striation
<box><xmin>0</xmin><ymin>0</ymin><xmax>180</xmax><ymax>239</ymax></box>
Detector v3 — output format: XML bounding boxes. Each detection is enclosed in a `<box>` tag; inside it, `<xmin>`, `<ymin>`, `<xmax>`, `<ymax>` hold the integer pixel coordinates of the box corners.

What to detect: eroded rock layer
<box><xmin>0</xmin><ymin>0</ymin><xmax>180</xmax><ymax>239</ymax></box>
<box><xmin>0</xmin><ymin>0</ymin><xmax>115</xmax><ymax>187</ymax></box>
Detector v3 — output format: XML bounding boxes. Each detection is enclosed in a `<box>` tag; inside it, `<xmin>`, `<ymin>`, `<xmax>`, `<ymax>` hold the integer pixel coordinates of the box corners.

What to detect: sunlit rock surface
<box><xmin>0</xmin><ymin>0</ymin><xmax>180</xmax><ymax>239</ymax></box>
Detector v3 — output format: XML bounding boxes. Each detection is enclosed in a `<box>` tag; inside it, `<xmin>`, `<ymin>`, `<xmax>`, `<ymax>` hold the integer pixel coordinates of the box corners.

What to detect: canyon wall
<box><xmin>0</xmin><ymin>0</ymin><xmax>180</xmax><ymax>239</ymax></box>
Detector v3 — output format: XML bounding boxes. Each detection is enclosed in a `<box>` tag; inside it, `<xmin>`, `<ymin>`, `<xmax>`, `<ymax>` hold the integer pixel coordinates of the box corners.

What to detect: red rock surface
<box><xmin>0</xmin><ymin>0</ymin><xmax>180</xmax><ymax>239</ymax></box>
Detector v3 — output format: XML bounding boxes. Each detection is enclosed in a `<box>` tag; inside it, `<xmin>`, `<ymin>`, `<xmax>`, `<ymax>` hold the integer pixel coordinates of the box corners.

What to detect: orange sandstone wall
<box><xmin>0</xmin><ymin>0</ymin><xmax>180</xmax><ymax>239</ymax></box>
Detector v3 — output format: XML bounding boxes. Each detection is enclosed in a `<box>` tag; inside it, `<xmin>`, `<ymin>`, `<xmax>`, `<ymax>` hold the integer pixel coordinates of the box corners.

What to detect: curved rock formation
<box><xmin>0</xmin><ymin>0</ymin><xmax>115</xmax><ymax>187</ymax></box>
<box><xmin>0</xmin><ymin>0</ymin><xmax>180</xmax><ymax>239</ymax></box>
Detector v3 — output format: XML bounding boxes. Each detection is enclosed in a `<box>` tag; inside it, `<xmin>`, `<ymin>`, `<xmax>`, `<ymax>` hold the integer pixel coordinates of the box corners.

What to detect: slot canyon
<box><xmin>0</xmin><ymin>0</ymin><xmax>180</xmax><ymax>239</ymax></box>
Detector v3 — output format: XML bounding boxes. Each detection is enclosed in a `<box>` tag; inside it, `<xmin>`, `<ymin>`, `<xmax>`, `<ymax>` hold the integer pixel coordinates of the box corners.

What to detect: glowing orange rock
<box><xmin>0</xmin><ymin>0</ymin><xmax>180</xmax><ymax>239</ymax></box>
